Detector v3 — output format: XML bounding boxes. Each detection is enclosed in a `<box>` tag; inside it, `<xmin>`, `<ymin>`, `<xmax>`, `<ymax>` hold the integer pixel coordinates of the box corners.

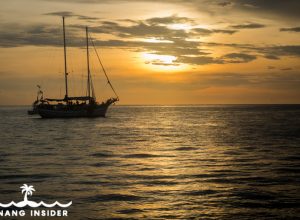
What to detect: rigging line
<box><xmin>88</xmin><ymin>33</ymin><xmax>119</xmax><ymax>100</ymax></box>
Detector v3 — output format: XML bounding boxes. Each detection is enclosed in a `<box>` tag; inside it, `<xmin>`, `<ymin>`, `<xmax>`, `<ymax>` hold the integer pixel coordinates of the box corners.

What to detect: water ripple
<box><xmin>0</xmin><ymin>105</ymin><xmax>299</xmax><ymax>219</ymax></box>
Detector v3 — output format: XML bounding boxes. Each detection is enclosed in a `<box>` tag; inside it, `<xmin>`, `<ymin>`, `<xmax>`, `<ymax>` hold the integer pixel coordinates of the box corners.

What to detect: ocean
<box><xmin>0</xmin><ymin>105</ymin><xmax>299</xmax><ymax>219</ymax></box>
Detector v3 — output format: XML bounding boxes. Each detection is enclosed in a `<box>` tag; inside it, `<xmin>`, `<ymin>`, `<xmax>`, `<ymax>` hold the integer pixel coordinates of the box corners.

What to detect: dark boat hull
<box><xmin>37</xmin><ymin>103</ymin><xmax>110</xmax><ymax>118</ymax></box>
<box><xmin>28</xmin><ymin>109</ymin><xmax>38</xmax><ymax>115</ymax></box>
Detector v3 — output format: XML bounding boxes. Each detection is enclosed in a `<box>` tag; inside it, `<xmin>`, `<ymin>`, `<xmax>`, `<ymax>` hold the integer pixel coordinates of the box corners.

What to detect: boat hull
<box><xmin>37</xmin><ymin>103</ymin><xmax>110</xmax><ymax>118</ymax></box>
<box><xmin>28</xmin><ymin>109</ymin><xmax>38</xmax><ymax>115</ymax></box>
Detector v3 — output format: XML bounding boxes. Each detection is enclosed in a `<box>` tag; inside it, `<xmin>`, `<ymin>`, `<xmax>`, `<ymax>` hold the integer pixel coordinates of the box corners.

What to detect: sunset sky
<box><xmin>0</xmin><ymin>0</ymin><xmax>299</xmax><ymax>105</ymax></box>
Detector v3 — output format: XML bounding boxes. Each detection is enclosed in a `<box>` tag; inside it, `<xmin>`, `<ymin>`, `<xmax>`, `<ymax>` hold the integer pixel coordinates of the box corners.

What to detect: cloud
<box><xmin>177</xmin><ymin>56</ymin><xmax>221</xmax><ymax>65</ymax></box>
<box><xmin>230</xmin><ymin>23</ymin><xmax>265</xmax><ymax>29</ymax></box>
<box><xmin>190</xmin><ymin>28</ymin><xmax>212</xmax><ymax>35</ymax></box>
<box><xmin>40</xmin><ymin>0</ymin><xmax>300</xmax><ymax>23</ymax></box>
<box><xmin>205</xmin><ymin>42</ymin><xmax>300</xmax><ymax>59</ymax></box>
<box><xmin>91</xmin><ymin>15</ymin><xmax>236</xmax><ymax>39</ymax></box>
<box><xmin>212</xmin><ymin>29</ymin><xmax>237</xmax><ymax>34</ymax></box>
<box><xmin>175</xmin><ymin>52</ymin><xmax>257</xmax><ymax>66</ymax></box>
<box><xmin>217</xmin><ymin>2</ymin><xmax>232</xmax><ymax>7</ymax></box>
<box><xmin>280</xmin><ymin>27</ymin><xmax>300</xmax><ymax>32</ymax></box>
<box><xmin>196</xmin><ymin>73</ymin><xmax>253</xmax><ymax>88</ymax></box>
<box><xmin>222</xmin><ymin>53</ymin><xmax>256</xmax><ymax>63</ymax></box>
<box><xmin>192</xmin><ymin>28</ymin><xmax>237</xmax><ymax>35</ymax></box>
<box><xmin>0</xmin><ymin>13</ymin><xmax>298</xmax><ymax>67</ymax></box>
<box><xmin>42</xmin><ymin>0</ymin><xmax>300</xmax><ymax>20</ymax></box>
<box><xmin>175</xmin><ymin>71</ymin><xmax>300</xmax><ymax>92</ymax></box>
<box><xmin>0</xmin><ymin>22</ymin><xmax>86</xmax><ymax>48</ymax></box>
<box><xmin>44</xmin><ymin>11</ymin><xmax>100</xmax><ymax>22</ymax></box>
<box><xmin>44</xmin><ymin>11</ymin><xmax>74</xmax><ymax>17</ymax></box>
<box><xmin>234</xmin><ymin>0</ymin><xmax>300</xmax><ymax>19</ymax></box>
<box><xmin>87</xmin><ymin>19</ymin><xmax>189</xmax><ymax>40</ymax></box>
<box><xmin>264</xmin><ymin>55</ymin><xmax>280</xmax><ymax>60</ymax></box>
<box><xmin>146</xmin><ymin>60</ymin><xmax>180</xmax><ymax>66</ymax></box>
<box><xmin>264</xmin><ymin>45</ymin><xmax>300</xmax><ymax>57</ymax></box>
<box><xmin>145</xmin><ymin>15</ymin><xmax>194</xmax><ymax>25</ymax></box>
<box><xmin>281</xmin><ymin>68</ymin><xmax>292</xmax><ymax>71</ymax></box>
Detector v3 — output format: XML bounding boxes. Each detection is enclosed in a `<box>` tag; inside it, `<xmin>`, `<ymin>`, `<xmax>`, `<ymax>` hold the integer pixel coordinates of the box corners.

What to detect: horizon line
<box><xmin>1</xmin><ymin>103</ymin><xmax>300</xmax><ymax>107</ymax></box>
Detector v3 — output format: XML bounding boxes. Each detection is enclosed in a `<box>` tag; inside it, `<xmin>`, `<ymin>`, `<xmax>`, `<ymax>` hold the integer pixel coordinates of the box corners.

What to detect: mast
<box><xmin>86</xmin><ymin>26</ymin><xmax>91</xmax><ymax>101</ymax></box>
<box><xmin>63</xmin><ymin>16</ymin><xmax>68</xmax><ymax>100</ymax></box>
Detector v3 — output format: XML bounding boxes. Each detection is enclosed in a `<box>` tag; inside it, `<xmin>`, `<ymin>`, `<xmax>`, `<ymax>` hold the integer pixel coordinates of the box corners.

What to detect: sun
<box><xmin>168</xmin><ymin>23</ymin><xmax>192</xmax><ymax>30</ymax></box>
<box><xmin>141</xmin><ymin>52</ymin><xmax>188</xmax><ymax>71</ymax></box>
<box><xmin>143</xmin><ymin>53</ymin><xmax>176</xmax><ymax>64</ymax></box>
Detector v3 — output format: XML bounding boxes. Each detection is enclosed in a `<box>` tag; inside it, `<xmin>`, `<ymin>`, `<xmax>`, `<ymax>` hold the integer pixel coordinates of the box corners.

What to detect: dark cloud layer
<box><xmin>280</xmin><ymin>27</ymin><xmax>300</xmax><ymax>32</ymax></box>
<box><xmin>192</xmin><ymin>28</ymin><xmax>237</xmax><ymax>35</ymax></box>
<box><xmin>234</xmin><ymin>0</ymin><xmax>300</xmax><ymax>19</ymax></box>
<box><xmin>43</xmin><ymin>0</ymin><xmax>300</xmax><ymax>19</ymax></box>
<box><xmin>145</xmin><ymin>15</ymin><xmax>194</xmax><ymax>25</ymax></box>
<box><xmin>261</xmin><ymin>46</ymin><xmax>300</xmax><ymax>58</ymax></box>
<box><xmin>222</xmin><ymin>53</ymin><xmax>256</xmax><ymax>63</ymax></box>
<box><xmin>230</xmin><ymin>23</ymin><xmax>265</xmax><ymax>29</ymax></box>
<box><xmin>0</xmin><ymin>12</ymin><xmax>299</xmax><ymax>66</ymax></box>
<box><xmin>206</xmin><ymin>42</ymin><xmax>300</xmax><ymax>61</ymax></box>
<box><xmin>44</xmin><ymin>11</ymin><xmax>99</xmax><ymax>22</ymax></box>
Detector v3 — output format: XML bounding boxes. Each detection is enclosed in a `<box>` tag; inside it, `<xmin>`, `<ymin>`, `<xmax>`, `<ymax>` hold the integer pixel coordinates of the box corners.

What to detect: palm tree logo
<box><xmin>20</xmin><ymin>184</ymin><xmax>35</xmax><ymax>203</ymax></box>
<box><xmin>0</xmin><ymin>184</ymin><xmax>72</xmax><ymax>208</ymax></box>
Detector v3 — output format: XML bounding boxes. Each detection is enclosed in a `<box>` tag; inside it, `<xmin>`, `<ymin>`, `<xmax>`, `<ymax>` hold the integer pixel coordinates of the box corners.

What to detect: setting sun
<box><xmin>141</xmin><ymin>53</ymin><xmax>187</xmax><ymax>71</ymax></box>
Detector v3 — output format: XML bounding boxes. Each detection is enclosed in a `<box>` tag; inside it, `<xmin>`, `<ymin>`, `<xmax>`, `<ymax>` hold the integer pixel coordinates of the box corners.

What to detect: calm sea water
<box><xmin>0</xmin><ymin>105</ymin><xmax>299</xmax><ymax>219</ymax></box>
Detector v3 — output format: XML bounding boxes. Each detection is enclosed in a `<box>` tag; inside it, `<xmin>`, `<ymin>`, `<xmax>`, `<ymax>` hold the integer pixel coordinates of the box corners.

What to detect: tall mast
<box><xmin>63</xmin><ymin>16</ymin><xmax>68</xmax><ymax>99</ymax></box>
<box><xmin>86</xmin><ymin>26</ymin><xmax>91</xmax><ymax>100</ymax></box>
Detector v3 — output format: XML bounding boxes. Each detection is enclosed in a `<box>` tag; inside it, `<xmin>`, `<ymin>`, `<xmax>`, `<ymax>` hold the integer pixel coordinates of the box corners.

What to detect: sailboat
<box><xmin>35</xmin><ymin>17</ymin><xmax>119</xmax><ymax>118</ymax></box>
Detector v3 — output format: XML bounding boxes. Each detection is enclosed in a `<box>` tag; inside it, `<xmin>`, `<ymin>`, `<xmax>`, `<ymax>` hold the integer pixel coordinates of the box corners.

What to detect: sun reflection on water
<box><xmin>1</xmin><ymin>106</ymin><xmax>299</xmax><ymax>219</ymax></box>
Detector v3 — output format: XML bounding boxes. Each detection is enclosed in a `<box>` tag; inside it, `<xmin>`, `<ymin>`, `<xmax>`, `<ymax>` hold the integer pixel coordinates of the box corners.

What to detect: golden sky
<box><xmin>0</xmin><ymin>0</ymin><xmax>300</xmax><ymax>104</ymax></box>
